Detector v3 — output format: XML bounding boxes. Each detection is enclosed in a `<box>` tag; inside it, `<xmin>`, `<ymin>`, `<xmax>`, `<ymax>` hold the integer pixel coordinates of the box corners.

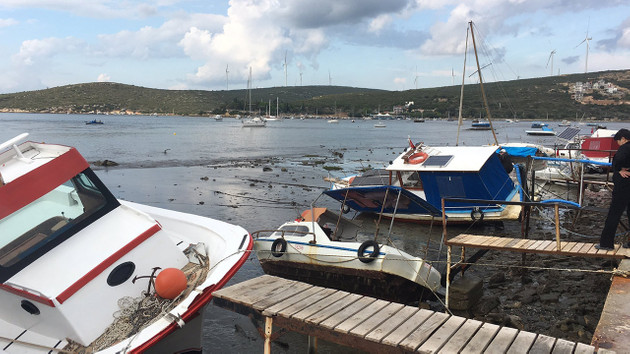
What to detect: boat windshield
<box><xmin>0</xmin><ymin>169</ymin><xmax>119</xmax><ymax>272</ymax></box>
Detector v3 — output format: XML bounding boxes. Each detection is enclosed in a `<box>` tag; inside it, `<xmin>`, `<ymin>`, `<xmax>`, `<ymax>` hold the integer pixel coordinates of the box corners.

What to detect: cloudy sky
<box><xmin>0</xmin><ymin>0</ymin><xmax>629</xmax><ymax>94</ymax></box>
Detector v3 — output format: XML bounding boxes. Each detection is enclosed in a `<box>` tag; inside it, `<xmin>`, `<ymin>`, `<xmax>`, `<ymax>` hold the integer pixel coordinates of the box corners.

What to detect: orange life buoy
<box><xmin>408</xmin><ymin>152</ymin><xmax>428</xmax><ymax>164</ymax></box>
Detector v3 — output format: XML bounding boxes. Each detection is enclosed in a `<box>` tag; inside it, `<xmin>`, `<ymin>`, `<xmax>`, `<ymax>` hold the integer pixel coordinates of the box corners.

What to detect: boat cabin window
<box><xmin>274</xmin><ymin>225</ymin><xmax>310</xmax><ymax>237</ymax></box>
<box><xmin>400</xmin><ymin>171</ymin><xmax>423</xmax><ymax>189</ymax></box>
<box><xmin>0</xmin><ymin>170</ymin><xmax>118</xmax><ymax>270</ymax></box>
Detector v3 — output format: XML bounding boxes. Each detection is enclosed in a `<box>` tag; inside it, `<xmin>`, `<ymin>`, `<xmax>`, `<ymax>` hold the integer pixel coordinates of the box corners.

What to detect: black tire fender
<box><xmin>471</xmin><ymin>207</ymin><xmax>484</xmax><ymax>222</ymax></box>
<box><xmin>357</xmin><ymin>240</ymin><xmax>380</xmax><ymax>263</ymax></box>
<box><xmin>271</xmin><ymin>238</ymin><xmax>287</xmax><ymax>257</ymax></box>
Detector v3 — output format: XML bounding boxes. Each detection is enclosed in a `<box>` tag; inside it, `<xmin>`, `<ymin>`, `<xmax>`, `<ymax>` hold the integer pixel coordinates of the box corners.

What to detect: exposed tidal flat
<box><xmin>0</xmin><ymin>113</ymin><xmax>627</xmax><ymax>352</ymax></box>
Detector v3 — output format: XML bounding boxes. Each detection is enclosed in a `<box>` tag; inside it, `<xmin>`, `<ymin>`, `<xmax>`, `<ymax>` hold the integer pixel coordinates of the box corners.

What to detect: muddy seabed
<box><xmin>443</xmin><ymin>185</ymin><xmax>618</xmax><ymax>345</ymax></box>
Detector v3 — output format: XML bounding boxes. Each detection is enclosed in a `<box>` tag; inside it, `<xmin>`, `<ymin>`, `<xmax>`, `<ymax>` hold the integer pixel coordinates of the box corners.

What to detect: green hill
<box><xmin>0</xmin><ymin>69</ymin><xmax>629</xmax><ymax>120</ymax></box>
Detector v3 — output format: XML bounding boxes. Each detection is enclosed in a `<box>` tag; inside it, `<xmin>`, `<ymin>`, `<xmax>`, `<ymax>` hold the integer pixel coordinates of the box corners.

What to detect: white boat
<box><xmin>374</xmin><ymin>122</ymin><xmax>386</xmax><ymax>128</ymax></box>
<box><xmin>327</xmin><ymin>140</ymin><xmax>522</xmax><ymax>223</ymax></box>
<box><xmin>0</xmin><ymin>133</ymin><xmax>252</xmax><ymax>353</ymax></box>
<box><xmin>253</xmin><ymin>186</ymin><xmax>443</xmax><ymax>304</ymax></box>
<box><xmin>526</xmin><ymin>126</ymin><xmax>556</xmax><ymax>136</ymax></box>
<box><xmin>242</xmin><ymin>116</ymin><xmax>266</xmax><ymax>127</ymax></box>
<box><xmin>327</xmin><ymin>119</ymin><xmax>339</xmax><ymax>124</ymax></box>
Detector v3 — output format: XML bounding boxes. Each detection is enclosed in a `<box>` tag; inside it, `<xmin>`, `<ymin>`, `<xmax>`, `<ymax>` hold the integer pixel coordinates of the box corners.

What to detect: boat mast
<box><xmin>456</xmin><ymin>26</ymin><xmax>470</xmax><ymax>146</ymax></box>
<box><xmin>469</xmin><ymin>21</ymin><xmax>498</xmax><ymax>145</ymax></box>
<box><xmin>248</xmin><ymin>67</ymin><xmax>252</xmax><ymax>114</ymax></box>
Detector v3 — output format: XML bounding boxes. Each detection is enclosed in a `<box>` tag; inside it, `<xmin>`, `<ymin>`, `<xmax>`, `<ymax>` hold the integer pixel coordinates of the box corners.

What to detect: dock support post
<box><xmin>264</xmin><ymin>316</ymin><xmax>273</xmax><ymax>354</ymax></box>
<box><xmin>307</xmin><ymin>336</ymin><xmax>318</xmax><ymax>353</ymax></box>
<box><xmin>554</xmin><ymin>203</ymin><xmax>562</xmax><ymax>250</ymax></box>
<box><xmin>446</xmin><ymin>245</ymin><xmax>452</xmax><ymax>310</ymax></box>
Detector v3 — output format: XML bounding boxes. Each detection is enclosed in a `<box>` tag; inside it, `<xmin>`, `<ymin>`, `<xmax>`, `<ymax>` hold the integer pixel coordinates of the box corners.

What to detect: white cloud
<box><xmin>96</xmin><ymin>13</ymin><xmax>226</xmax><ymax>59</ymax></box>
<box><xmin>0</xmin><ymin>0</ymin><xmax>163</xmax><ymax>19</ymax></box>
<box><xmin>13</xmin><ymin>37</ymin><xmax>84</xmax><ymax>66</ymax></box>
<box><xmin>0</xmin><ymin>18</ymin><xmax>19</xmax><ymax>28</ymax></box>
<box><xmin>618</xmin><ymin>22</ymin><xmax>630</xmax><ymax>48</ymax></box>
<box><xmin>369</xmin><ymin>15</ymin><xmax>392</xmax><ymax>33</ymax></box>
<box><xmin>97</xmin><ymin>73</ymin><xmax>111</xmax><ymax>82</ymax></box>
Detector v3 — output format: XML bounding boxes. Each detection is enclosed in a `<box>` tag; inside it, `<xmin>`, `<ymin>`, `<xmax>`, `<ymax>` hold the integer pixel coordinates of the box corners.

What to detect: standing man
<box><xmin>597</xmin><ymin>128</ymin><xmax>630</xmax><ymax>250</ymax></box>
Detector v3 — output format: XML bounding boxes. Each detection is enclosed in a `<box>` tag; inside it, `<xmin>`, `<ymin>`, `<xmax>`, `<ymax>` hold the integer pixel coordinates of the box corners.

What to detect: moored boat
<box><xmin>327</xmin><ymin>139</ymin><xmax>522</xmax><ymax>223</ymax></box>
<box><xmin>252</xmin><ymin>186</ymin><xmax>443</xmax><ymax>304</ymax></box>
<box><xmin>0</xmin><ymin>133</ymin><xmax>252</xmax><ymax>353</ymax></box>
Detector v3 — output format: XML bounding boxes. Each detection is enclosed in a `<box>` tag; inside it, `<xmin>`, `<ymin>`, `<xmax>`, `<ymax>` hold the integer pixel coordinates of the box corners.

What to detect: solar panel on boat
<box><xmin>556</xmin><ymin>127</ymin><xmax>580</xmax><ymax>140</ymax></box>
<box><xmin>422</xmin><ymin>155</ymin><xmax>453</xmax><ymax>167</ymax></box>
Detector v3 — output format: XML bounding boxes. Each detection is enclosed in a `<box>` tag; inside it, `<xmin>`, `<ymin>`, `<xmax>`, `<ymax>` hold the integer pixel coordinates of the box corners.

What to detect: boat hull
<box><xmin>258</xmin><ymin>259</ymin><xmax>437</xmax><ymax>304</ymax></box>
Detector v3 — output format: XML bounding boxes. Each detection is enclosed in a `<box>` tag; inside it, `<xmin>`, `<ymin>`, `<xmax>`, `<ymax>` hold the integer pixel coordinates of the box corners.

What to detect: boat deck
<box><xmin>445</xmin><ymin>234</ymin><xmax>629</xmax><ymax>259</ymax></box>
<box><xmin>212</xmin><ymin>275</ymin><xmax>602</xmax><ymax>353</ymax></box>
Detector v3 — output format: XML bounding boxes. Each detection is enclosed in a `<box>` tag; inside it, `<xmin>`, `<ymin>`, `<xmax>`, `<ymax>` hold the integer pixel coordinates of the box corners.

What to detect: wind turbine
<box><xmin>328</xmin><ymin>70</ymin><xmax>332</xmax><ymax>86</ymax></box>
<box><xmin>225</xmin><ymin>64</ymin><xmax>229</xmax><ymax>90</ymax></box>
<box><xmin>576</xmin><ymin>23</ymin><xmax>592</xmax><ymax>73</ymax></box>
<box><xmin>546</xmin><ymin>49</ymin><xmax>556</xmax><ymax>76</ymax></box>
<box><xmin>283</xmin><ymin>51</ymin><xmax>288</xmax><ymax>86</ymax></box>
<box><xmin>414</xmin><ymin>66</ymin><xmax>418</xmax><ymax>89</ymax></box>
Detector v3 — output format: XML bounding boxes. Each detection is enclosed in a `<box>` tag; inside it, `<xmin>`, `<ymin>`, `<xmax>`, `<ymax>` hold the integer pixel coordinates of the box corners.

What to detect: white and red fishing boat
<box><xmin>0</xmin><ymin>133</ymin><xmax>252</xmax><ymax>353</ymax></box>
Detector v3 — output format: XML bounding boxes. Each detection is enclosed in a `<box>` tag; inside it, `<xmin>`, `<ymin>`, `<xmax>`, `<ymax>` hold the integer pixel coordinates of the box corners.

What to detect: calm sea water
<box><xmin>0</xmin><ymin>113</ymin><xmax>626</xmax><ymax>353</ymax></box>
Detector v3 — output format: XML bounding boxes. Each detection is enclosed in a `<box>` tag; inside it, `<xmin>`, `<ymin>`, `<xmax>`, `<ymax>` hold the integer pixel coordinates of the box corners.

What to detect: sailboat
<box><xmin>242</xmin><ymin>67</ymin><xmax>266</xmax><ymax>128</ymax></box>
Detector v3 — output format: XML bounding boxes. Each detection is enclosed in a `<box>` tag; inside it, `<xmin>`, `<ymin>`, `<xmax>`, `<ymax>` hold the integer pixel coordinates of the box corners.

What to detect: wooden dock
<box><xmin>212</xmin><ymin>275</ymin><xmax>603</xmax><ymax>353</ymax></box>
<box><xmin>445</xmin><ymin>234</ymin><xmax>629</xmax><ymax>259</ymax></box>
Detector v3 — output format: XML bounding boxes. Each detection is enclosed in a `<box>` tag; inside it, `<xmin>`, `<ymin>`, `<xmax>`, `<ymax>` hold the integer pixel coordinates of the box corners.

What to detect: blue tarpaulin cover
<box><xmin>324</xmin><ymin>185</ymin><xmax>442</xmax><ymax>216</ymax></box>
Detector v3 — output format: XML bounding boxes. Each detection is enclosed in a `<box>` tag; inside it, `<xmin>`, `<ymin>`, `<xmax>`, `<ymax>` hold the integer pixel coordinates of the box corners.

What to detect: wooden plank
<box><xmin>398</xmin><ymin>311</ymin><xmax>450</xmax><ymax>351</ymax></box>
<box><xmin>213</xmin><ymin>274</ymin><xmax>280</xmax><ymax>303</ymax></box>
<box><xmin>381</xmin><ymin>308</ymin><xmax>434</xmax><ymax>347</ymax></box>
<box><xmin>460</xmin><ymin>322</ymin><xmax>500</xmax><ymax>354</ymax></box>
<box><xmin>351</xmin><ymin>302</ymin><xmax>405</xmax><ymax>337</ymax></box>
<box><xmin>543</xmin><ymin>241</ymin><xmax>558</xmax><ymax>252</ymax></box>
<box><xmin>528</xmin><ymin>334</ymin><xmax>555</xmax><ymax>353</ymax></box>
<box><xmin>560</xmin><ymin>241</ymin><xmax>577</xmax><ymax>252</ymax></box>
<box><xmin>365</xmin><ymin>306</ymin><xmax>419</xmax><ymax>343</ymax></box>
<box><xmin>290</xmin><ymin>289</ymin><xmax>346</xmax><ymax>321</ymax></box>
<box><xmin>484</xmin><ymin>326</ymin><xmax>518</xmax><ymax>353</ymax></box>
<box><xmin>491</xmin><ymin>237</ymin><xmax>515</xmax><ymax>248</ymax></box>
<box><xmin>417</xmin><ymin>315</ymin><xmax>466</xmax><ymax>353</ymax></box>
<box><xmin>505</xmin><ymin>331</ymin><xmax>536</xmax><ymax>354</ymax></box>
<box><xmin>304</xmin><ymin>292</ymin><xmax>361</xmax><ymax>325</ymax></box>
<box><xmin>503</xmin><ymin>238</ymin><xmax>522</xmax><ymax>248</ymax></box>
<box><xmin>584</xmin><ymin>243</ymin><xmax>598</xmax><ymax>255</ymax></box>
<box><xmin>251</xmin><ymin>280</ymin><xmax>313</xmax><ymax>310</ymax></box>
<box><xmin>334</xmin><ymin>299</ymin><xmax>390</xmax><ymax>334</ymax></box>
<box><xmin>551</xmin><ymin>338</ymin><xmax>576</xmax><ymax>354</ymax></box>
<box><xmin>520</xmin><ymin>239</ymin><xmax>538</xmax><ymax>250</ymax></box>
<box><xmin>438</xmin><ymin>319</ymin><xmax>483</xmax><ymax>354</ymax></box>
<box><xmin>481</xmin><ymin>236</ymin><xmax>501</xmax><ymax>246</ymax></box>
<box><xmin>279</xmin><ymin>287</ymin><xmax>339</xmax><ymax>318</ymax></box>
<box><xmin>263</xmin><ymin>286</ymin><xmax>328</xmax><ymax>317</ymax></box>
<box><xmin>319</xmin><ymin>296</ymin><xmax>376</xmax><ymax>329</ymax></box>
<box><xmin>573</xmin><ymin>342</ymin><xmax>596</xmax><ymax>354</ymax></box>
<box><xmin>319</xmin><ymin>296</ymin><xmax>377</xmax><ymax>330</ymax></box>
<box><xmin>527</xmin><ymin>240</ymin><xmax>544</xmax><ymax>251</ymax></box>
<box><xmin>509</xmin><ymin>238</ymin><xmax>529</xmax><ymax>250</ymax></box>
<box><xmin>569</xmin><ymin>242</ymin><xmax>584</xmax><ymax>253</ymax></box>
<box><xmin>488</xmin><ymin>237</ymin><xmax>511</xmax><ymax>247</ymax></box>
<box><xmin>536</xmin><ymin>240</ymin><xmax>553</xmax><ymax>251</ymax></box>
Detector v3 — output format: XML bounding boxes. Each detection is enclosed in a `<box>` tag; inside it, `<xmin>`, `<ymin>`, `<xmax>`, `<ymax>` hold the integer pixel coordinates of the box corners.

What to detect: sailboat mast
<box><xmin>456</xmin><ymin>27</ymin><xmax>470</xmax><ymax>146</ymax></box>
<box><xmin>248</xmin><ymin>67</ymin><xmax>252</xmax><ymax>113</ymax></box>
<box><xmin>469</xmin><ymin>21</ymin><xmax>498</xmax><ymax>145</ymax></box>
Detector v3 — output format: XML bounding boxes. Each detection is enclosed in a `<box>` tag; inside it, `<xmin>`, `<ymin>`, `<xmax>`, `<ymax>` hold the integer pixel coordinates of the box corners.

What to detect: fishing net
<box><xmin>63</xmin><ymin>245</ymin><xmax>209</xmax><ymax>353</ymax></box>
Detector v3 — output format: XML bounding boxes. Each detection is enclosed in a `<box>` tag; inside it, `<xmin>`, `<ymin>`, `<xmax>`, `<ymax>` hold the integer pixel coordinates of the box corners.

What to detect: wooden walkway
<box><xmin>212</xmin><ymin>275</ymin><xmax>603</xmax><ymax>353</ymax></box>
<box><xmin>445</xmin><ymin>234</ymin><xmax>630</xmax><ymax>259</ymax></box>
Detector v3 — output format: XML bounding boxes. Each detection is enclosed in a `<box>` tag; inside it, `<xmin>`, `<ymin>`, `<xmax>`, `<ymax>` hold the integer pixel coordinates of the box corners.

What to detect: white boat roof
<box><xmin>386</xmin><ymin>145</ymin><xmax>498</xmax><ymax>172</ymax></box>
<box><xmin>591</xmin><ymin>129</ymin><xmax>617</xmax><ymax>138</ymax></box>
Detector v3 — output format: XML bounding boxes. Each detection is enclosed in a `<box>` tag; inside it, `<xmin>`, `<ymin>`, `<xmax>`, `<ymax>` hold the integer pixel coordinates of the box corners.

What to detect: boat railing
<box><xmin>252</xmin><ymin>229</ymin><xmax>318</xmax><ymax>244</ymax></box>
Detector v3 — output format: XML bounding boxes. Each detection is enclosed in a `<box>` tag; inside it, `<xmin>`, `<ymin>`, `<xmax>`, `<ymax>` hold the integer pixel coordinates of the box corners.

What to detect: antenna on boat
<box><xmin>469</xmin><ymin>21</ymin><xmax>499</xmax><ymax>145</ymax></box>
